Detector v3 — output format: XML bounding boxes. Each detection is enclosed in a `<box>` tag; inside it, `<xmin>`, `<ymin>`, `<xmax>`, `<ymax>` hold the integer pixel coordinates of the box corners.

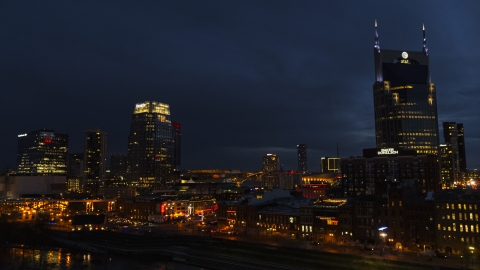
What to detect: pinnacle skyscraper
<box><xmin>126</xmin><ymin>101</ymin><xmax>174</xmax><ymax>187</ymax></box>
<box><xmin>373</xmin><ymin>21</ymin><xmax>439</xmax><ymax>154</ymax></box>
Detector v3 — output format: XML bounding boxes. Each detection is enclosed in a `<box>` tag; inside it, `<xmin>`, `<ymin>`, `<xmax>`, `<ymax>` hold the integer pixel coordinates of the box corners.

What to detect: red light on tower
<box><xmin>44</xmin><ymin>137</ymin><xmax>53</xmax><ymax>144</ymax></box>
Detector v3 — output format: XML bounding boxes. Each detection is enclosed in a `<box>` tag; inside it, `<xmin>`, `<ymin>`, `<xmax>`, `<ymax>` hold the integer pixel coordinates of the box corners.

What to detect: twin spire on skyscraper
<box><xmin>374</xmin><ymin>19</ymin><xmax>380</xmax><ymax>53</ymax></box>
<box><xmin>422</xmin><ymin>23</ymin><xmax>429</xmax><ymax>56</ymax></box>
<box><xmin>374</xmin><ymin>20</ymin><xmax>429</xmax><ymax>56</ymax></box>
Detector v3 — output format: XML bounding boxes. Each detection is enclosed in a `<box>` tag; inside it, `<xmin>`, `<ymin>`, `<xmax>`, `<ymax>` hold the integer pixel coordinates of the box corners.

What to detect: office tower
<box><xmin>16</xmin><ymin>129</ymin><xmax>68</xmax><ymax>175</ymax></box>
<box><xmin>456</xmin><ymin>123</ymin><xmax>467</xmax><ymax>172</ymax></box>
<box><xmin>373</xmin><ymin>22</ymin><xmax>439</xmax><ymax>154</ymax></box>
<box><xmin>110</xmin><ymin>154</ymin><xmax>127</xmax><ymax>179</ymax></box>
<box><xmin>68</xmin><ymin>153</ymin><xmax>84</xmax><ymax>177</ymax></box>
<box><xmin>67</xmin><ymin>153</ymin><xmax>84</xmax><ymax>192</ymax></box>
<box><xmin>340</xmin><ymin>148</ymin><xmax>440</xmax><ymax>197</ymax></box>
<box><xmin>439</xmin><ymin>144</ymin><xmax>455</xmax><ymax>189</ymax></box>
<box><xmin>442</xmin><ymin>122</ymin><xmax>459</xmax><ymax>182</ymax></box>
<box><xmin>84</xmin><ymin>129</ymin><xmax>108</xmax><ymax>193</ymax></box>
<box><xmin>172</xmin><ymin>122</ymin><xmax>182</xmax><ymax>169</ymax></box>
<box><xmin>126</xmin><ymin>101</ymin><xmax>174</xmax><ymax>187</ymax></box>
<box><xmin>320</xmin><ymin>157</ymin><xmax>340</xmax><ymax>173</ymax></box>
<box><xmin>171</xmin><ymin>122</ymin><xmax>182</xmax><ymax>183</ymax></box>
<box><xmin>297</xmin><ymin>144</ymin><xmax>307</xmax><ymax>174</ymax></box>
<box><xmin>262</xmin><ymin>154</ymin><xmax>280</xmax><ymax>172</ymax></box>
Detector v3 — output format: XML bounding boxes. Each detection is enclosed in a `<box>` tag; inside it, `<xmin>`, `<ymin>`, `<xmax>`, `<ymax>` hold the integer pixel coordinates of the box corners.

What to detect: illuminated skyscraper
<box><xmin>456</xmin><ymin>123</ymin><xmax>467</xmax><ymax>172</ymax></box>
<box><xmin>439</xmin><ymin>144</ymin><xmax>455</xmax><ymax>189</ymax></box>
<box><xmin>373</xmin><ymin>21</ymin><xmax>439</xmax><ymax>154</ymax></box>
<box><xmin>16</xmin><ymin>129</ymin><xmax>68</xmax><ymax>175</ymax></box>
<box><xmin>67</xmin><ymin>153</ymin><xmax>84</xmax><ymax>192</ymax></box>
<box><xmin>443</xmin><ymin>122</ymin><xmax>467</xmax><ymax>183</ymax></box>
<box><xmin>110</xmin><ymin>154</ymin><xmax>127</xmax><ymax>179</ymax></box>
<box><xmin>320</xmin><ymin>157</ymin><xmax>340</xmax><ymax>173</ymax></box>
<box><xmin>84</xmin><ymin>129</ymin><xmax>108</xmax><ymax>193</ymax></box>
<box><xmin>262</xmin><ymin>154</ymin><xmax>280</xmax><ymax>173</ymax></box>
<box><xmin>126</xmin><ymin>101</ymin><xmax>174</xmax><ymax>187</ymax></box>
<box><xmin>171</xmin><ymin>121</ymin><xmax>182</xmax><ymax>183</ymax></box>
<box><xmin>297</xmin><ymin>144</ymin><xmax>307</xmax><ymax>174</ymax></box>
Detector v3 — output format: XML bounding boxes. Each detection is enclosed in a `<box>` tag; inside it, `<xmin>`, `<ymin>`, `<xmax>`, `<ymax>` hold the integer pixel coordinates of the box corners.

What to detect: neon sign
<box><xmin>377</xmin><ymin>148</ymin><xmax>398</xmax><ymax>155</ymax></box>
<box><xmin>18</xmin><ymin>133</ymin><xmax>27</xmax><ymax>137</ymax></box>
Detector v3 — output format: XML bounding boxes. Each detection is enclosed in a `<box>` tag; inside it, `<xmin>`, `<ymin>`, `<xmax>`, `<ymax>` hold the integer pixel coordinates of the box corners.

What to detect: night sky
<box><xmin>1</xmin><ymin>1</ymin><xmax>479</xmax><ymax>172</ymax></box>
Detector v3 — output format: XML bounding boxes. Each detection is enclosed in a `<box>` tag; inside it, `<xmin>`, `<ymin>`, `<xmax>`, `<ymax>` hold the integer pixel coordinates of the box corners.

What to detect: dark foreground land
<box><xmin>0</xmin><ymin>221</ymin><xmax>463</xmax><ymax>270</ymax></box>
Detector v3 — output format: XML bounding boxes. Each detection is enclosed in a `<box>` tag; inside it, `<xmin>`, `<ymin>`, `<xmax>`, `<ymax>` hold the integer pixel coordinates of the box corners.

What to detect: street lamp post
<box><xmin>380</xmin><ymin>233</ymin><xmax>387</xmax><ymax>258</ymax></box>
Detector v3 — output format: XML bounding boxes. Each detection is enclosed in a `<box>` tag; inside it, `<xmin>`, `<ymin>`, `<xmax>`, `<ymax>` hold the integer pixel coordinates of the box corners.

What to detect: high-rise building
<box><xmin>373</xmin><ymin>22</ymin><xmax>439</xmax><ymax>154</ymax></box>
<box><xmin>171</xmin><ymin>122</ymin><xmax>182</xmax><ymax>183</ymax></box>
<box><xmin>439</xmin><ymin>144</ymin><xmax>455</xmax><ymax>189</ymax></box>
<box><xmin>442</xmin><ymin>122</ymin><xmax>459</xmax><ymax>184</ymax></box>
<box><xmin>110</xmin><ymin>154</ymin><xmax>127</xmax><ymax>180</ymax></box>
<box><xmin>126</xmin><ymin>101</ymin><xmax>174</xmax><ymax>187</ymax></box>
<box><xmin>340</xmin><ymin>148</ymin><xmax>440</xmax><ymax>197</ymax></box>
<box><xmin>16</xmin><ymin>129</ymin><xmax>68</xmax><ymax>175</ymax></box>
<box><xmin>262</xmin><ymin>154</ymin><xmax>280</xmax><ymax>172</ymax></box>
<box><xmin>443</xmin><ymin>122</ymin><xmax>467</xmax><ymax>184</ymax></box>
<box><xmin>320</xmin><ymin>157</ymin><xmax>340</xmax><ymax>173</ymax></box>
<box><xmin>84</xmin><ymin>129</ymin><xmax>108</xmax><ymax>193</ymax></box>
<box><xmin>297</xmin><ymin>144</ymin><xmax>307</xmax><ymax>174</ymax></box>
<box><xmin>172</xmin><ymin>122</ymin><xmax>182</xmax><ymax>169</ymax></box>
<box><xmin>457</xmin><ymin>123</ymin><xmax>467</xmax><ymax>172</ymax></box>
<box><xmin>67</xmin><ymin>153</ymin><xmax>84</xmax><ymax>192</ymax></box>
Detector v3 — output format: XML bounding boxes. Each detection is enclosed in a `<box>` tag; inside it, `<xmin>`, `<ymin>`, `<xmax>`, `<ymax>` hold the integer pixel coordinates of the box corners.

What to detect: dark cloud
<box><xmin>1</xmin><ymin>1</ymin><xmax>479</xmax><ymax>172</ymax></box>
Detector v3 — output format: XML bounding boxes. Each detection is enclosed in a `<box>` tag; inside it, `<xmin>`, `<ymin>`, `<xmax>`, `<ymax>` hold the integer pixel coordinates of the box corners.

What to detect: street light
<box><xmin>380</xmin><ymin>233</ymin><xmax>387</xmax><ymax>257</ymax></box>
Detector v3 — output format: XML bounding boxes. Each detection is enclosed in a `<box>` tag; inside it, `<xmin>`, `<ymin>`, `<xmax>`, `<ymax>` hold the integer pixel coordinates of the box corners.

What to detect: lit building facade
<box><xmin>434</xmin><ymin>189</ymin><xmax>480</xmax><ymax>255</ymax></box>
<box><xmin>126</xmin><ymin>101</ymin><xmax>174</xmax><ymax>187</ymax></box>
<box><xmin>297</xmin><ymin>144</ymin><xmax>307</xmax><ymax>174</ymax></box>
<box><xmin>16</xmin><ymin>129</ymin><xmax>68</xmax><ymax>175</ymax></box>
<box><xmin>340</xmin><ymin>148</ymin><xmax>441</xmax><ymax>197</ymax></box>
<box><xmin>262</xmin><ymin>154</ymin><xmax>280</xmax><ymax>172</ymax></box>
<box><xmin>172</xmin><ymin>121</ymin><xmax>182</xmax><ymax>170</ymax></box>
<box><xmin>110</xmin><ymin>154</ymin><xmax>127</xmax><ymax>180</ymax></box>
<box><xmin>439</xmin><ymin>144</ymin><xmax>455</xmax><ymax>189</ymax></box>
<box><xmin>320</xmin><ymin>157</ymin><xmax>340</xmax><ymax>173</ymax></box>
<box><xmin>443</xmin><ymin>122</ymin><xmax>467</xmax><ymax>184</ymax></box>
<box><xmin>67</xmin><ymin>153</ymin><xmax>84</xmax><ymax>192</ymax></box>
<box><xmin>171</xmin><ymin>121</ymin><xmax>182</xmax><ymax>183</ymax></box>
<box><xmin>457</xmin><ymin>123</ymin><xmax>467</xmax><ymax>172</ymax></box>
<box><xmin>373</xmin><ymin>22</ymin><xmax>439</xmax><ymax>154</ymax></box>
<box><xmin>84</xmin><ymin>129</ymin><xmax>108</xmax><ymax>194</ymax></box>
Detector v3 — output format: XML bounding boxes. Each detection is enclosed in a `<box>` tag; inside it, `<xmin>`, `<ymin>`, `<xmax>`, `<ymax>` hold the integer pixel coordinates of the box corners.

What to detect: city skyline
<box><xmin>1</xmin><ymin>1</ymin><xmax>479</xmax><ymax>171</ymax></box>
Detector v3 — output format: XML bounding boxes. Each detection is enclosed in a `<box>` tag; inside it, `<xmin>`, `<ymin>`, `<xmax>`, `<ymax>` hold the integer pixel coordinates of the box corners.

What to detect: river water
<box><xmin>0</xmin><ymin>247</ymin><xmax>208</xmax><ymax>270</ymax></box>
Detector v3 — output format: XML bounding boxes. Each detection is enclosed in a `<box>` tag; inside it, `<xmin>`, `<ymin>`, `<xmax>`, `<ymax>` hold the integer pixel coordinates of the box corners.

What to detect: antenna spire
<box><xmin>374</xmin><ymin>19</ymin><xmax>380</xmax><ymax>53</ymax></box>
<box><xmin>422</xmin><ymin>23</ymin><xmax>429</xmax><ymax>56</ymax></box>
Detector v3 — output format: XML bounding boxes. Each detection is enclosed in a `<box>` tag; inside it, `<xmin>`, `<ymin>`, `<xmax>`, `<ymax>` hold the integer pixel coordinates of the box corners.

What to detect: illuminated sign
<box><xmin>135</xmin><ymin>103</ymin><xmax>146</xmax><ymax>108</ymax></box>
<box><xmin>289</xmin><ymin>217</ymin><xmax>294</xmax><ymax>224</ymax></box>
<box><xmin>401</xmin><ymin>52</ymin><xmax>408</xmax><ymax>59</ymax></box>
<box><xmin>390</xmin><ymin>85</ymin><xmax>413</xmax><ymax>90</ymax></box>
<box><xmin>316</xmin><ymin>216</ymin><xmax>336</xmax><ymax>220</ymax></box>
<box><xmin>18</xmin><ymin>133</ymin><xmax>27</xmax><ymax>137</ymax></box>
<box><xmin>377</xmin><ymin>148</ymin><xmax>398</xmax><ymax>155</ymax></box>
<box><xmin>327</xmin><ymin>219</ymin><xmax>338</xmax><ymax>226</ymax></box>
<box><xmin>44</xmin><ymin>137</ymin><xmax>53</xmax><ymax>144</ymax></box>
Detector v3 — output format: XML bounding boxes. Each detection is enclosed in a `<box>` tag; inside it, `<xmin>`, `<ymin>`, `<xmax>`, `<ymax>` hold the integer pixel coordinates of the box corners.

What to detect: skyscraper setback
<box><xmin>373</xmin><ymin>22</ymin><xmax>439</xmax><ymax>154</ymax></box>
<box><xmin>126</xmin><ymin>101</ymin><xmax>175</xmax><ymax>187</ymax></box>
